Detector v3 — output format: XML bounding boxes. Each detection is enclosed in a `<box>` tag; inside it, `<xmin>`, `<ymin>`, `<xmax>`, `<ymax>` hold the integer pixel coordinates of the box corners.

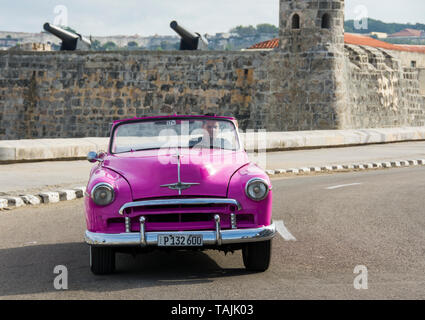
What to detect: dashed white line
<box><xmin>275</xmin><ymin>220</ymin><xmax>296</xmax><ymax>241</ymax></box>
<box><xmin>23</xmin><ymin>241</ymin><xmax>37</xmax><ymax>246</ymax></box>
<box><xmin>326</xmin><ymin>183</ymin><xmax>363</xmax><ymax>190</ymax></box>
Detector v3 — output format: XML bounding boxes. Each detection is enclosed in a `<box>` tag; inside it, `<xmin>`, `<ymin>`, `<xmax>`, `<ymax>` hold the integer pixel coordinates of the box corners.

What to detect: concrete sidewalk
<box><xmin>1</xmin><ymin>141</ymin><xmax>425</xmax><ymax>195</ymax></box>
<box><xmin>1</xmin><ymin>127</ymin><xmax>425</xmax><ymax>163</ymax></box>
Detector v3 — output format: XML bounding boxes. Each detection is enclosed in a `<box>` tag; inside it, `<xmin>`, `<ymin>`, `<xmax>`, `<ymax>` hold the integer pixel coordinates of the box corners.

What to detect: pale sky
<box><xmin>0</xmin><ymin>0</ymin><xmax>424</xmax><ymax>36</ymax></box>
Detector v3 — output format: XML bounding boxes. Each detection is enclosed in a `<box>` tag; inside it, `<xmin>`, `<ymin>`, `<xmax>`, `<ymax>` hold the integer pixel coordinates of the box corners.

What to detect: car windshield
<box><xmin>111</xmin><ymin>118</ymin><xmax>240</xmax><ymax>154</ymax></box>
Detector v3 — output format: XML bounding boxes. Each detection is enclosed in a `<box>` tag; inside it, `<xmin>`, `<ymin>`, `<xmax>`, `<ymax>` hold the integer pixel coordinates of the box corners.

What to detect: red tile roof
<box><xmin>249</xmin><ymin>38</ymin><xmax>279</xmax><ymax>49</ymax></box>
<box><xmin>389</xmin><ymin>28</ymin><xmax>423</xmax><ymax>38</ymax></box>
<box><xmin>248</xmin><ymin>33</ymin><xmax>425</xmax><ymax>53</ymax></box>
<box><xmin>344</xmin><ymin>33</ymin><xmax>404</xmax><ymax>51</ymax></box>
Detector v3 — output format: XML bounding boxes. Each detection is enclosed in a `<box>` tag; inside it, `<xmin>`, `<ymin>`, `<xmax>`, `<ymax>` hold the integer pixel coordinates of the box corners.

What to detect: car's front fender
<box><xmin>85</xmin><ymin>166</ymin><xmax>133</xmax><ymax>232</ymax></box>
<box><xmin>227</xmin><ymin>163</ymin><xmax>273</xmax><ymax>227</ymax></box>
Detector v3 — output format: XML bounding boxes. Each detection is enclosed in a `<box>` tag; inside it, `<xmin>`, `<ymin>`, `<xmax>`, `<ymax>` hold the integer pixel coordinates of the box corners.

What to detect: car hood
<box><xmin>103</xmin><ymin>149</ymin><xmax>249</xmax><ymax>200</ymax></box>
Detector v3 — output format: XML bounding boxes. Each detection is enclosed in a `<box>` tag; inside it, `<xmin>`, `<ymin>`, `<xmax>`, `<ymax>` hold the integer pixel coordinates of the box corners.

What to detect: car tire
<box><xmin>242</xmin><ymin>240</ymin><xmax>272</xmax><ymax>272</ymax></box>
<box><xmin>90</xmin><ymin>246</ymin><xmax>115</xmax><ymax>275</ymax></box>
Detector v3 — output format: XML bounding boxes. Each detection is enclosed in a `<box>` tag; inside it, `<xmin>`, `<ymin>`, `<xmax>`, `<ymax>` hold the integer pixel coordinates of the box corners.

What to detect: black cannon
<box><xmin>43</xmin><ymin>23</ymin><xmax>91</xmax><ymax>51</ymax></box>
<box><xmin>170</xmin><ymin>21</ymin><xmax>208</xmax><ymax>50</ymax></box>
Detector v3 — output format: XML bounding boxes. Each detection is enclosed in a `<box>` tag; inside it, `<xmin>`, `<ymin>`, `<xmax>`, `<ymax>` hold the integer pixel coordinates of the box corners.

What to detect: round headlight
<box><xmin>245</xmin><ymin>178</ymin><xmax>270</xmax><ymax>201</ymax></box>
<box><xmin>91</xmin><ymin>183</ymin><xmax>115</xmax><ymax>206</ymax></box>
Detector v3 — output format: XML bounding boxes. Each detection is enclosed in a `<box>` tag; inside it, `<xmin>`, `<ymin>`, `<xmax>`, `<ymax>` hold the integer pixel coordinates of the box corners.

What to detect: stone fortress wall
<box><xmin>0</xmin><ymin>51</ymin><xmax>273</xmax><ymax>139</ymax></box>
<box><xmin>0</xmin><ymin>0</ymin><xmax>424</xmax><ymax>140</ymax></box>
<box><xmin>344</xmin><ymin>45</ymin><xmax>425</xmax><ymax>128</ymax></box>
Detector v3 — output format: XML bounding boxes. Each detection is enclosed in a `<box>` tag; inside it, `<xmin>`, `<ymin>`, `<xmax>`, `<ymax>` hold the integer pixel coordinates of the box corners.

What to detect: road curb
<box><xmin>266</xmin><ymin>159</ymin><xmax>425</xmax><ymax>176</ymax></box>
<box><xmin>1</xmin><ymin>127</ymin><xmax>425</xmax><ymax>163</ymax></box>
<box><xmin>0</xmin><ymin>187</ymin><xmax>86</xmax><ymax>211</ymax></box>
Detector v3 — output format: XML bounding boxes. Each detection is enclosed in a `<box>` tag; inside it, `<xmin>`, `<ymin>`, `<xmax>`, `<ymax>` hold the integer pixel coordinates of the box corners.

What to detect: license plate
<box><xmin>158</xmin><ymin>234</ymin><xmax>203</xmax><ymax>247</ymax></box>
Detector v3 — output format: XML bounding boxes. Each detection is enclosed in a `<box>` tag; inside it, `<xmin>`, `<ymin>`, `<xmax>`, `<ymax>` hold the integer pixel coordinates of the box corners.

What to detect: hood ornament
<box><xmin>161</xmin><ymin>149</ymin><xmax>199</xmax><ymax>195</ymax></box>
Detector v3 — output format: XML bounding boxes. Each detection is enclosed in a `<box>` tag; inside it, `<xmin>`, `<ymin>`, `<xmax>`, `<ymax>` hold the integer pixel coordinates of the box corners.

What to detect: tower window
<box><xmin>322</xmin><ymin>14</ymin><xmax>331</xmax><ymax>29</ymax></box>
<box><xmin>292</xmin><ymin>14</ymin><xmax>300</xmax><ymax>29</ymax></box>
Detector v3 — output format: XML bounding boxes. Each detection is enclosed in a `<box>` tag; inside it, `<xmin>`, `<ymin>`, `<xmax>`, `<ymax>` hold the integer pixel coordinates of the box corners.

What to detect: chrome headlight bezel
<box><xmin>245</xmin><ymin>178</ymin><xmax>270</xmax><ymax>201</ymax></box>
<box><xmin>91</xmin><ymin>182</ymin><xmax>115</xmax><ymax>206</ymax></box>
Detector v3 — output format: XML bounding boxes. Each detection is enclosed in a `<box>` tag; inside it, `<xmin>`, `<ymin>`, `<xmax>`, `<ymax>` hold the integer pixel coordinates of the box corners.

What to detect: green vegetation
<box><xmin>224</xmin><ymin>43</ymin><xmax>235</xmax><ymax>51</ymax></box>
<box><xmin>383</xmin><ymin>38</ymin><xmax>425</xmax><ymax>45</ymax></box>
<box><xmin>230</xmin><ymin>24</ymin><xmax>279</xmax><ymax>37</ymax></box>
<box><xmin>127</xmin><ymin>41</ymin><xmax>138</xmax><ymax>48</ymax></box>
<box><xmin>87</xmin><ymin>41</ymin><xmax>118</xmax><ymax>51</ymax></box>
<box><xmin>256</xmin><ymin>24</ymin><xmax>279</xmax><ymax>34</ymax></box>
<box><xmin>153</xmin><ymin>41</ymin><xmax>179</xmax><ymax>51</ymax></box>
<box><xmin>231</xmin><ymin>25</ymin><xmax>257</xmax><ymax>37</ymax></box>
<box><xmin>126</xmin><ymin>41</ymin><xmax>145</xmax><ymax>50</ymax></box>
<box><xmin>89</xmin><ymin>39</ymin><xmax>149</xmax><ymax>51</ymax></box>
<box><xmin>102</xmin><ymin>41</ymin><xmax>118</xmax><ymax>51</ymax></box>
<box><xmin>51</xmin><ymin>43</ymin><xmax>61</xmax><ymax>51</ymax></box>
<box><xmin>344</xmin><ymin>18</ymin><xmax>425</xmax><ymax>45</ymax></box>
<box><xmin>90</xmin><ymin>39</ymin><xmax>102</xmax><ymax>50</ymax></box>
<box><xmin>344</xmin><ymin>18</ymin><xmax>425</xmax><ymax>35</ymax></box>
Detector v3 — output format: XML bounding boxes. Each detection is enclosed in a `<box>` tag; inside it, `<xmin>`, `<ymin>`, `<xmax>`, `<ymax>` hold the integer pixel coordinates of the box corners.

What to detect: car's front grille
<box><xmin>147</xmin><ymin>214</ymin><xmax>180</xmax><ymax>223</ymax></box>
<box><xmin>119</xmin><ymin>197</ymin><xmax>241</xmax><ymax>215</ymax></box>
<box><xmin>106</xmin><ymin>212</ymin><xmax>256</xmax><ymax>233</ymax></box>
<box><xmin>106</xmin><ymin>197</ymin><xmax>254</xmax><ymax>232</ymax></box>
<box><xmin>144</xmin><ymin>213</ymin><xmax>214</xmax><ymax>223</ymax></box>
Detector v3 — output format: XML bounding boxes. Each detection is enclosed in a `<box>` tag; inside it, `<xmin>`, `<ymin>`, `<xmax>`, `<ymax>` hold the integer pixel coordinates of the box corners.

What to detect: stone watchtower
<box><xmin>277</xmin><ymin>0</ymin><xmax>347</xmax><ymax>130</ymax></box>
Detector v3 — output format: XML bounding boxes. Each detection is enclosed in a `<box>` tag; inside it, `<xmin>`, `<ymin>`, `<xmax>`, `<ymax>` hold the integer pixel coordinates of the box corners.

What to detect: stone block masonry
<box><xmin>0</xmin><ymin>0</ymin><xmax>424</xmax><ymax>140</ymax></box>
<box><xmin>0</xmin><ymin>51</ymin><xmax>279</xmax><ymax>139</ymax></box>
<box><xmin>343</xmin><ymin>46</ymin><xmax>425</xmax><ymax>128</ymax></box>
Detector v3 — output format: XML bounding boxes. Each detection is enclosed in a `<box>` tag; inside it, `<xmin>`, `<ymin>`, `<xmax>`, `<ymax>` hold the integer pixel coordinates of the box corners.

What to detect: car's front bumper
<box><xmin>85</xmin><ymin>221</ymin><xmax>276</xmax><ymax>247</ymax></box>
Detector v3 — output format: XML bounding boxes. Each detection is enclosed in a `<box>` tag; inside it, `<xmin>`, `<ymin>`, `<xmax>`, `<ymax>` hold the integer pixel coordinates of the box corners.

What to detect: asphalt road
<box><xmin>0</xmin><ymin>167</ymin><xmax>424</xmax><ymax>299</ymax></box>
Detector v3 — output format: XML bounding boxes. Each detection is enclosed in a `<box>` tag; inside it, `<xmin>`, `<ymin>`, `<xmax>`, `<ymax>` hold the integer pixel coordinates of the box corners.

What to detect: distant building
<box><xmin>369</xmin><ymin>32</ymin><xmax>387</xmax><ymax>39</ymax></box>
<box><xmin>247</xmin><ymin>33</ymin><xmax>425</xmax><ymax>55</ymax></box>
<box><xmin>9</xmin><ymin>42</ymin><xmax>52</xmax><ymax>51</ymax></box>
<box><xmin>388</xmin><ymin>28</ymin><xmax>425</xmax><ymax>39</ymax></box>
<box><xmin>0</xmin><ymin>37</ymin><xmax>19</xmax><ymax>49</ymax></box>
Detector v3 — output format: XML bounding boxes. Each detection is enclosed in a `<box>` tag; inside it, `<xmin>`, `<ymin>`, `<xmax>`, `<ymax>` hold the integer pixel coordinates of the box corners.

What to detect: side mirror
<box><xmin>87</xmin><ymin>151</ymin><xmax>103</xmax><ymax>163</ymax></box>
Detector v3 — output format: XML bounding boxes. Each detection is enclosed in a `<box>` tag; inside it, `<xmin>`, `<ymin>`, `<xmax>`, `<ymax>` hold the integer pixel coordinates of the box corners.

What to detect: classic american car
<box><xmin>84</xmin><ymin>115</ymin><xmax>276</xmax><ymax>274</ymax></box>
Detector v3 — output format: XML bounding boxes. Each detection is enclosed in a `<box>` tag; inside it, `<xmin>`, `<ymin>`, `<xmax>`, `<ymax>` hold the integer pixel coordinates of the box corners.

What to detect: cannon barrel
<box><xmin>43</xmin><ymin>23</ymin><xmax>91</xmax><ymax>51</ymax></box>
<box><xmin>170</xmin><ymin>21</ymin><xmax>198</xmax><ymax>42</ymax></box>
<box><xmin>170</xmin><ymin>20</ymin><xmax>209</xmax><ymax>50</ymax></box>
<box><xmin>43</xmin><ymin>23</ymin><xmax>79</xmax><ymax>42</ymax></box>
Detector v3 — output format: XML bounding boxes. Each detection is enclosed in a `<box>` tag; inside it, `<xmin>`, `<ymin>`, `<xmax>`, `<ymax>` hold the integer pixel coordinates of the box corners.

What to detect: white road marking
<box><xmin>326</xmin><ymin>183</ymin><xmax>363</xmax><ymax>190</ymax></box>
<box><xmin>275</xmin><ymin>220</ymin><xmax>296</xmax><ymax>241</ymax></box>
<box><xmin>23</xmin><ymin>241</ymin><xmax>37</xmax><ymax>246</ymax></box>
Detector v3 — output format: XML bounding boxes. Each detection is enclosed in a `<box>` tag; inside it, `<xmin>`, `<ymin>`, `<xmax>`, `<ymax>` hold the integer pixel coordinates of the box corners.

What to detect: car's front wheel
<box><xmin>90</xmin><ymin>246</ymin><xmax>115</xmax><ymax>275</ymax></box>
<box><xmin>242</xmin><ymin>240</ymin><xmax>272</xmax><ymax>272</ymax></box>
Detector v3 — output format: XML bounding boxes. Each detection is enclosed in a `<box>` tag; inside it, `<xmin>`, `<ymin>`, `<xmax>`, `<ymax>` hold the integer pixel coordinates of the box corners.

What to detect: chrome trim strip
<box><xmin>118</xmin><ymin>198</ymin><xmax>242</xmax><ymax>215</ymax></box>
<box><xmin>125</xmin><ymin>217</ymin><xmax>131</xmax><ymax>233</ymax></box>
<box><xmin>160</xmin><ymin>182</ymin><xmax>200</xmax><ymax>192</ymax></box>
<box><xmin>177</xmin><ymin>149</ymin><xmax>181</xmax><ymax>196</ymax></box>
<box><xmin>139</xmin><ymin>216</ymin><xmax>146</xmax><ymax>246</ymax></box>
<box><xmin>214</xmin><ymin>214</ymin><xmax>222</xmax><ymax>246</ymax></box>
<box><xmin>160</xmin><ymin>149</ymin><xmax>200</xmax><ymax>194</ymax></box>
<box><xmin>230</xmin><ymin>213</ymin><xmax>237</xmax><ymax>229</ymax></box>
<box><xmin>85</xmin><ymin>222</ymin><xmax>276</xmax><ymax>246</ymax></box>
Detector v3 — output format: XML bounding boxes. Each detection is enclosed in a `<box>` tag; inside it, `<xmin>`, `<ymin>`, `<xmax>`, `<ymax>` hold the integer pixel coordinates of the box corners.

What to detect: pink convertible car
<box><xmin>84</xmin><ymin>115</ymin><xmax>276</xmax><ymax>274</ymax></box>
